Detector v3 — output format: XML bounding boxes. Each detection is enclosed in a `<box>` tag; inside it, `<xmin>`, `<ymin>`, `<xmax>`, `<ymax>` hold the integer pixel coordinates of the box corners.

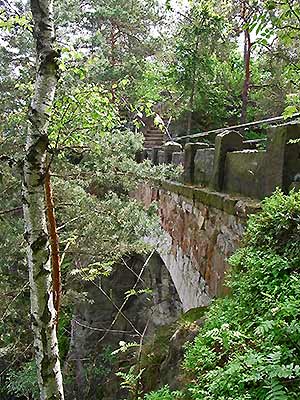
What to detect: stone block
<box><xmin>194</xmin><ymin>148</ymin><xmax>215</xmax><ymax>186</ymax></box>
<box><xmin>204</xmin><ymin>191</ymin><xmax>226</xmax><ymax>210</ymax></box>
<box><xmin>234</xmin><ymin>200</ymin><xmax>261</xmax><ymax>218</ymax></box>
<box><xmin>177</xmin><ymin>184</ymin><xmax>194</xmax><ymax>200</ymax></box>
<box><xmin>257</xmin><ymin>123</ymin><xmax>300</xmax><ymax>197</ymax></box>
<box><xmin>146</xmin><ymin>149</ymin><xmax>152</xmax><ymax>159</ymax></box>
<box><xmin>290</xmin><ymin>181</ymin><xmax>300</xmax><ymax>191</ymax></box>
<box><xmin>223</xmin><ymin>196</ymin><xmax>239</xmax><ymax>215</ymax></box>
<box><xmin>142</xmin><ymin>149</ymin><xmax>149</xmax><ymax>161</ymax></box>
<box><xmin>283</xmin><ymin>123</ymin><xmax>300</xmax><ymax>192</ymax></box>
<box><xmin>158</xmin><ymin>150</ymin><xmax>165</xmax><ymax>164</ymax></box>
<box><xmin>193</xmin><ymin>187</ymin><xmax>210</xmax><ymax>205</ymax></box>
<box><xmin>151</xmin><ymin>147</ymin><xmax>161</xmax><ymax>165</ymax></box>
<box><xmin>193</xmin><ymin>187</ymin><xmax>227</xmax><ymax>211</ymax></box>
<box><xmin>224</xmin><ymin>150</ymin><xmax>265</xmax><ymax>199</ymax></box>
<box><xmin>210</xmin><ymin>130</ymin><xmax>243</xmax><ymax>191</ymax></box>
<box><xmin>172</xmin><ymin>152</ymin><xmax>184</xmax><ymax>165</ymax></box>
<box><xmin>183</xmin><ymin>142</ymin><xmax>210</xmax><ymax>184</ymax></box>
<box><xmin>163</xmin><ymin>142</ymin><xmax>183</xmax><ymax>164</ymax></box>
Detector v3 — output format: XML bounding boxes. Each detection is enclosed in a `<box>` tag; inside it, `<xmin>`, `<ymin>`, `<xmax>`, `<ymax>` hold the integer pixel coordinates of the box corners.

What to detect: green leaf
<box><xmin>283</xmin><ymin>105</ymin><xmax>298</xmax><ymax>119</ymax></box>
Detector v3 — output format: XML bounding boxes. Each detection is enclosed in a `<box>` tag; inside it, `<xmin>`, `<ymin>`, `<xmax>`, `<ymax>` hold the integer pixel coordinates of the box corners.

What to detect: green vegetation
<box><xmin>144</xmin><ymin>386</ymin><xmax>182</xmax><ymax>400</ymax></box>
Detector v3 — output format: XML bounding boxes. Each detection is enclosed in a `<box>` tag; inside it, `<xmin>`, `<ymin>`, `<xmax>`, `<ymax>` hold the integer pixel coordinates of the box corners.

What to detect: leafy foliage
<box><xmin>6</xmin><ymin>361</ymin><xmax>39</xmax><ymax>400</ymax></box>
<box><xmin>144</xmin><ymin>386</ymin><xmax>182</xmax><ymax>400</ymax></box>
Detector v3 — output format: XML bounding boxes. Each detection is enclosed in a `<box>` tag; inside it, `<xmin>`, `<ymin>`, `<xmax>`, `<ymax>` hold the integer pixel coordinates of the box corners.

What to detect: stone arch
<box><xmin>146</xmin><ymin>232</ymin><xmax>211</xmax><ymax>312</ymax></box>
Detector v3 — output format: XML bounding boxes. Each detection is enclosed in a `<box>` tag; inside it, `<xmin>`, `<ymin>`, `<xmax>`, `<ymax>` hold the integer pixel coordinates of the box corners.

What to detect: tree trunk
<box><xmin>241</xmin><ymin>28</ymin><xmax>251</xmax><ymax>124</ymax></box>
<box><xmin>45</xmin><ymin>169</ymin><xmax>61</xmax><ymax>325</ymax></box>
<box><xmin>22</xmin><ymin>0</ymin><xmax>64</xmax><ymax>399</ymax></box>
<box><xmin>240</xmin><ymin>0</ymin><xmax>251</xmax><ymax>125</ymax></box>
<box><xmin>187</xmin><ymin>34</ymin><xmax>200</xmax><ymax>135</ymax></box>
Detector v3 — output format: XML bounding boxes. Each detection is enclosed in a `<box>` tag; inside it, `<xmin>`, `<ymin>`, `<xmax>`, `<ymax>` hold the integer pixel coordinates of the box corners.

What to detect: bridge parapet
<box><xmin>140</xmin><ymin>123</ymin><xmax>300</xmax><ymax>200</ymax></box>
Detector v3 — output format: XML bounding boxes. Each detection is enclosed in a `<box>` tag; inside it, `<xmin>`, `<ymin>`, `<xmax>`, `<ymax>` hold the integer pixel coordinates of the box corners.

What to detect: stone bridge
<box><xmin>137</xmin><ymin>123</ymin><xmax>300</xmax><ymax>311</ymax></box>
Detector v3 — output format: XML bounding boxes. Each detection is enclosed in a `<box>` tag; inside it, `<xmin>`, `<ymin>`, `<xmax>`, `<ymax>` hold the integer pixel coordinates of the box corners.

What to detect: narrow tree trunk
<box><xmin>45</xmin><ymin>170</ymin><xmax>61</xmax><ymax>325</ymax></box>
<box><xmin>240</xmin><ymin>0</ymin><xmax>251</xmax><ymax>125</ymax></box>
<box><xmin>241</xmin><ymin>28</ymin><xmax>251</xmax><ymax>124</ymax></box>
<box><xmin>187</xmin><ymin>34</ymin><xmax>200</xmax><ymax>135</ymax></box>
<box><xmin>22</xmin><ymin>0</ymin><xmax>64</xmax><ymax>398</ymax></box>
<box><xmin>187</xmin><ymin>75</ymin><xmax>196</xmax><ymax>135</ymax></box>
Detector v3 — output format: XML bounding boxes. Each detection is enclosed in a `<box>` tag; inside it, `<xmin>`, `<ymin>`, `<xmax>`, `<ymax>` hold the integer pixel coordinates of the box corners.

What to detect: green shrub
<box><xmin>144</xmin><ymin>385</ymin><xmax>182</xmax><ymax>400</ymax></box>
<box><xmin>6</xmin><ymin>361</ymin><xmax>39</xmax><ymax>399</ymax></box>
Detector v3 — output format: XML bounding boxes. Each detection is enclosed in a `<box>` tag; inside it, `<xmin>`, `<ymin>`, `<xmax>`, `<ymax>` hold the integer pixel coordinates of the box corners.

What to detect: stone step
<box><xmin>144</xmin><ymin>144</ymin><xmax>163</xmax><ymax>149</ymax></box>
<box><xmin>144</xmin><ymin>135</ymin><xmax>165</xmax><ymax>140</ymax></box>
<box><xmin>144</xmin><ymin>142</ymin><xmax>164</xmax><ymax>148</ymax></box>
<box><xmin>147</xmin><ymin>135</ymin><xmax>166</xmax><ymax>139</ymax></box>
<box><xmin>144</xmin><ymin>135</ymin><xmax>164</xmax><ymax>140</ymax></box>
<box><xmin>145</xmin><ymin>132</ymin><xmax>165</xmax><ymax>137</ymax></box>
<box><xmin>148</xmin><ymin>127</ymin><xmax>167</xmax><ymax>132</ymax></box>
<box><xmin>144</xmin><ymin>131</ymin><xmax>165</xmax><ymax>136</ymax></box>
<box><xmin>144</xmin><ymin>137</ymin><xmax>164</xmax><ymax>142</ymax></box>
<box><xmin>147</xmin><ymin>129</ymin><xmax>163</xmax><ymax>133</ymax></box>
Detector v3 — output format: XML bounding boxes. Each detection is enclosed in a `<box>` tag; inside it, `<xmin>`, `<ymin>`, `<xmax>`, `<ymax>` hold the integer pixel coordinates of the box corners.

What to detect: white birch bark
<box><xmin>22</xmin><ymin>1</ymin><xmax>64</xmax><ymax>399</ymax></box>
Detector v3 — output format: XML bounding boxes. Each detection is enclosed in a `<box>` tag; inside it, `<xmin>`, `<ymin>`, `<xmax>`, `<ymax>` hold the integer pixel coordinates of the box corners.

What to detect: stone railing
<box><xmin>139</xmin><ymin>122</ymin><xmax>300</xmax><ymax>200</ymax></box>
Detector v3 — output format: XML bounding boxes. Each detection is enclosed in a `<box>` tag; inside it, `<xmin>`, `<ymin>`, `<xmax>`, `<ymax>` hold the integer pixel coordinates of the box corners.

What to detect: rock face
<box><xmin>136</xmin><ymin>182</ymin><xmax>259</xmax><ymax>309</ymax></box>
<box><xmin>159</xmin><ymin>320</ymin><xmax>201</xmax><ymax>390</ymax></box>
<box><xmin>135</xmin><ymin>307</ymin><xmax>208</xmax><ymax>394</ymax></box>
<box><xmin>64</xmin><ymin>255</ymin><xmax>183</xmax><ymax>400</ymax></box>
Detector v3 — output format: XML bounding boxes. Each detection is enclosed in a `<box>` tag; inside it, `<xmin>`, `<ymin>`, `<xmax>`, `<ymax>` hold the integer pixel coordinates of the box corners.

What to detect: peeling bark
<box><xmin>22</xmin><ymin>0</ymin><xmax>64</xmax><ymax>399</ymax></box>
<box><xmin>45</xmin><ymin>170</ymin><xmax>61</xmax><ymax>324</ymax></box>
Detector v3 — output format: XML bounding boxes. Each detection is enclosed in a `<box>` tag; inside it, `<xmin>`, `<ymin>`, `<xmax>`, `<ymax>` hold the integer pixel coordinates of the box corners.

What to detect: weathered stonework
<box><xmin>140</xmin><ymin>122</ymin><xmax>300</xmax><ymax>200</ymax></box>
<box><xmin>136</xmin><ymin>182</ymin><xmax>260</xmax><ymax>310</ymax></box>
<box><xmin>145</xmin><ymin>230</ymin><xmax>210</xmax><ymax>311</ymax></box>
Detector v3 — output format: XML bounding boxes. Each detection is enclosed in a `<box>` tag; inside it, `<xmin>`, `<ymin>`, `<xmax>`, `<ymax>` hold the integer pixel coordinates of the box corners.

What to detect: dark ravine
<box><xmin>64</xmin><ymin>253</ymin><xmax>183</xmax><ymax>400</ymax></box>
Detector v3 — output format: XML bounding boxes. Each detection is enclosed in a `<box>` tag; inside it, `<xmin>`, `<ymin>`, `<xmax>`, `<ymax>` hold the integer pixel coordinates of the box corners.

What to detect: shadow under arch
<box><xmin>140</xmin><ymin>251</ymin><xmax>183</xmax><ymax>332</ymax></box>
<box><xmin>147</xmin><ymin>232</ymin><xmax>212</xmax><ymax>312</ymax></box>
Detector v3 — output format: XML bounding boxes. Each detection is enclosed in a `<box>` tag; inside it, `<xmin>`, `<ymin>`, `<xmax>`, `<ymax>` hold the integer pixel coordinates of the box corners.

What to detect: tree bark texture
<box><xmin>22</xmin><ymin>0</ymin><xmax>64</xmax><ymax>399</ymax></box>
<box><xmin>241</xmin><ymin>28</ymin><xmax>251</xmax><ymax>124</ymax></box>
<box><xmin>187</xmin><ymin>34</ymin><xmax>200</xmax><ymax>135</ymax></box>
<box><xmin>45</xmin><ymin>170</ymin><xmax>61</xmax><ymax>324</ymax></box>
<box><xmin>240</xmin><ymin>0</ymin><xmax>251</xmax><ymax>124</ymax></box>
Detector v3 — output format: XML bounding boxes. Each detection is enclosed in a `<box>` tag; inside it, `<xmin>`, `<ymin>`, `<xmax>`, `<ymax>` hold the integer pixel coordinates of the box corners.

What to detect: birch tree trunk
<box><xmin>22</xmin><ymin>0</ymin><xmax>64</xmax><ymax>398</ymax></box>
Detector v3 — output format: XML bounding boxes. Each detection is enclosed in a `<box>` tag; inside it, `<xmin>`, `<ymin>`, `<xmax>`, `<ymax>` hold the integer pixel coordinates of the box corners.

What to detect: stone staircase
<box><xmin>143</xmin><ymin>124</ymin><xmax>166</xmax><ymax>148</ymax></box>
